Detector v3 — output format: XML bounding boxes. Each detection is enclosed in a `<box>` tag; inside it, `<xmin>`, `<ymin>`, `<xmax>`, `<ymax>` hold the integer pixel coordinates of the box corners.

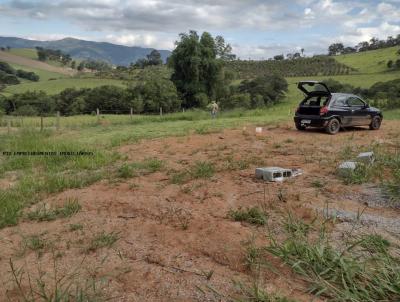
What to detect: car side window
<box><xmin>347</xmin><ymin>97</ymin><xmax>365</xmax><ymax>107</ymax></box>
<box><xmin>332</xmin><ymin>96</ymin><xmax>348</xmax><ymax>107</ymax></box>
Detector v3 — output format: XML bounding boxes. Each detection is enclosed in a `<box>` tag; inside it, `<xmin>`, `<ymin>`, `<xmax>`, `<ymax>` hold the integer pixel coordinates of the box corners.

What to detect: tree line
<box><xmin>0</xmin><ymin>61</ymin><xmax>40</xmax><ymax>85</ymax></box>
<box><xmin>36</xmin><ymin>47</ymin><xmax>72</xmax><ymax>65</ymax></box>
<box><xmin>0</xmin><ymin>67</ymin><xmax>288</xmax><ymax>116</ymax></box>
<box><xmin>328</xmin><ymin>34</ymin><xmax>400</xmax><ymax>56</ymax></box>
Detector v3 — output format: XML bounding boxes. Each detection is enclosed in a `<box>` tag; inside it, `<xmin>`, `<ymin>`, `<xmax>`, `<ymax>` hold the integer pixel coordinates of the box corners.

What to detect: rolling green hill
<box><xmin>0</xmin><ymin>50</ymin><xmax>75</xmax><ymax>77</ymax></box>
<box><xmin>9</xmin><ymin>48</ymin><xmax>38</xmax><ymax>60</ymax></box>
<box><xmin>8</xmin><ymin>62</ymin><xmax>67</xmax><ymax>81</ymax></box>
<box><xmin>335</xmin><ymin>46</ymin><xmax>400</xmax><ymax>74</ymax></box>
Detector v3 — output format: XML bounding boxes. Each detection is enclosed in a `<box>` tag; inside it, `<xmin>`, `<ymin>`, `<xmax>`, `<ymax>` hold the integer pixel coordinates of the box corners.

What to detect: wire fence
<box><xmin>0</xmin><ymin>105</ymin><xmax>291</xmax><ymax>134</ymax></box>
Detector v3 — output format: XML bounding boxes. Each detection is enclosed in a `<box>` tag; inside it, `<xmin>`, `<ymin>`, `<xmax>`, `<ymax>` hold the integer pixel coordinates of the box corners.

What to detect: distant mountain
<box><xmin>0</xmin><ymin>36</ymin><xmax>171</xmax><ymax>66</ymax></box>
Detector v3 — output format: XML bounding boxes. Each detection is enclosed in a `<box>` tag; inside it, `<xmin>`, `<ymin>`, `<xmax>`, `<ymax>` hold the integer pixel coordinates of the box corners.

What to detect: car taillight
<box><xmin>320</xmin><ymin>106</ymin><xmax>328</xmax><ymax>115</ymax></box>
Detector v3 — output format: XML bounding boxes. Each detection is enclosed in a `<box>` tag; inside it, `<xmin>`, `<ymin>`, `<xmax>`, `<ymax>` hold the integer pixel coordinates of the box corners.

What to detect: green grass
<box><xmin>8</xmin><ymin>62</ymin><xmax>68</xmax><ymax>82</ymax></box>
<box><xmin>117</xmin><ymin>158</ymin><xmax>164</xmax><ymax>178</ymax></box>
<box><xmin>9</xmin><ymin>48</ymin><xmax>38</xmax><ymax>60</ymax></box>
<box><xmin>0</xmin><ymin>129</ymin><xmax>119</xmax><ymax>228</ymax></box>
<box><xmin>69</xmin><ymin>223</ymin><xmax>84</xmax><ymax>231</ymax></box>
<box><xmin>335</xmin><ymin>46</ymin><xmax>400</xmax><ymax>74</ymax></box>
<box><xmin>4</xmin><ymin>78</ymin><xmax>125</xmax><ymax>95</ymax></box>
<box><xmin>86</xmin><ymin>231</ymin><xmax>119</xmax><ymax>253</ymax></box>
<box><xmin>228</xmin><ymin>207</ymin><xmax>267</xmax><ymax>225</ymax></box>
<box><xmin>234</xmin><ymin>282</ymin><xmax>296</xmax><ymax>302</ymax></box>
<box><xmin>27</xmin><ymin>198</ymin><xmax>81</xmax><ymax>222</ymax></box>
<box><xmin>190</xmin><ymin>161</ymin><xmax>215</xmax><ymax>179</ymax></box>
<box><xmin>267</xmin><ymin>215</ymin><xmax>400</xmax><ymax>301</ymax></box>
<box><xmin>21</xmin><ymin>234</ymin><xmax>47</xmax><ymax>256</ymax></box>
<box><xmin>384</xmin><ymin>108</ymin><xmax>400</xmax><ymax>120</ymax></box>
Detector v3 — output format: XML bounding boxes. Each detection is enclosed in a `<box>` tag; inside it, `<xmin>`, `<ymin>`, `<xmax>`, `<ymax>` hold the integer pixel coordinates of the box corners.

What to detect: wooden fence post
<box><xmin>96</xmin><ymin>108</ymin><xmax>100</xmax><ymax>123</ymax></box>
<box><xmin>40</xmin><ymin>116</ymin><xmax>43</xmax><ymax>132</ymax></box>
<box><xmin>56</xmin><ymin>111</ymin><xmax>60</xmax><ymax>130</ymax></box>
<box><xmin>130</xmin><ymin>108</ymin><xmax>133</xmax><ymax>122</ymax></box>
<box><xmin>160</xmin><ymin>107</ymin><xmax>163</xmax><ymax>116</ymax></box>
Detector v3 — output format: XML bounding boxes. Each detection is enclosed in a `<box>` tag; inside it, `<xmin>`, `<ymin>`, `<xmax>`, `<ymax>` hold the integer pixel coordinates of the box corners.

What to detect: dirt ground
<box><xmin>1</xmin><ymin>121</ymin><xmax>399</xmax><ymax>301</ymax></box>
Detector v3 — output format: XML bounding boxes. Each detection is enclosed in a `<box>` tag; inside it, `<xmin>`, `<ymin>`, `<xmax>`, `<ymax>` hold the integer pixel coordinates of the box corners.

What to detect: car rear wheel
<box><xmin>325</xmin><ymin>118</ymin><xmax>340</xmax><ymax>135</ymax></box>
<box><xmin>369</xmin><ymin>116</ymin><xmax>382</xmax><ymax>130</ymax></box>
<box><xmin>295</xmin><ymin>122</ymin><xmax>306</xmax><ymax>131</ymax></box>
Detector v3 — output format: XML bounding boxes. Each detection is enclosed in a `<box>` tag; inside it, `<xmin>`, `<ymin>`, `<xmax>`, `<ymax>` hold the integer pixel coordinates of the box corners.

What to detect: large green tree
<box><xmin>169</xmin><ymin>30</ymin><xmax>229</xmax><ymax>108</ymax></box>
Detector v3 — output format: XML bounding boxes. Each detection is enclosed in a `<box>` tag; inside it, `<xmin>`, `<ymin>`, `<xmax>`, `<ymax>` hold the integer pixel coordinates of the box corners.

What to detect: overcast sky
<box><xmin>0</xmin><ymin>0</ymin><xmax>399</xmax><ymax>59</ymax></box>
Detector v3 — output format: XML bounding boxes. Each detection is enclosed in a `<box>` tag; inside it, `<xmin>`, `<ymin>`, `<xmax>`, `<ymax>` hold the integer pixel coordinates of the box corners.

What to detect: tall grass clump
<box><xmin>190</xmin><ymin>161</ymin><xmax>215</xmax><ymax>179</ymax></box>
<box><xmin>228</xmin><ymin>207</ymin><xmax>267</xmax><ymax>225</ymax></box>
<box><xmin>117</xmin><ymin>157</ymin><xmax>164</xmax><ymax>178</ymax></box>
<box><xmin>267</xmin><ymin>214</ymin><xmax>400</xmax><ymax>301</ymax></box>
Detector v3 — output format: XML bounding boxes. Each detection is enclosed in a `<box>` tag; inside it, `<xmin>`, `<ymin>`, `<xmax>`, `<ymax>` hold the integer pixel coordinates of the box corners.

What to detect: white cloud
<box><xmin>0</xmin><ymin>0</ymin><xmax>399</xmax><ymax>58</ymax></box>
<box><xmin>105</xmin><ymin>33</ymin><xmax>174</xmax><ymax>49</ymax></box>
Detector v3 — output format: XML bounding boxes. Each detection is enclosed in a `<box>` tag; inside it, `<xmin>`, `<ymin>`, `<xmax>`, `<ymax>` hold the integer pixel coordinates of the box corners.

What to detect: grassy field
<box><xmin>9</xmin><ymin>62</ymin><xmax>67</xmax><ymax>81</ymax></box>
<box><xmin>3</xmin><ymin>77</ymin><xmax>125</xmax><ymax>95</ymax></box>
<box><xmin>335</xmin><ymin>46</ymin><xmax>400</xmax><ymax>74</ymax></box>
<box><xmin>9</xmin><ymin>48</ymin><xmax>38</xmax><ymax>60</ymax></box>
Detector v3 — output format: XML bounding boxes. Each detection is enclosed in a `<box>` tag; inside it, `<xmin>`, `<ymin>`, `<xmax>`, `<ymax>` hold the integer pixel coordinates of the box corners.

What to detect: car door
<box><xmin>330</xmin><ymin>95</ymin><xmax>352</xmax><ymax>126</ymax></box>
<box><xmin>347</xmin><ymin>97</ymin><xmax>371</xmax><ymax>126</ymax></box>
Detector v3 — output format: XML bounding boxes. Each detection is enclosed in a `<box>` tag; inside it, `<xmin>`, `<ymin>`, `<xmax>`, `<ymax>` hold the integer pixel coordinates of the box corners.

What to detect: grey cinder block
<box><xmin>255</xmin><ymin>167</ymin><xmax>293</xmax><ymax>182</ymax></box>
<box><xmin>356</xmin><ymin>151</ymin><xmax>374</xmax><ymax>164</ymax></box>
<box><xmin>337</xmin><ymin>161</ymin><xmax>357</xmax><ymax>176</ymax></box>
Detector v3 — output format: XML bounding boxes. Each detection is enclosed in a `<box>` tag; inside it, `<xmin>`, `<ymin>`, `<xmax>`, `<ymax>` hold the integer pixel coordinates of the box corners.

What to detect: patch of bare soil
<box><xmin>1</xmin><ymin>121</ymin><xmax>399</xmax><ymax>301</ymax></box>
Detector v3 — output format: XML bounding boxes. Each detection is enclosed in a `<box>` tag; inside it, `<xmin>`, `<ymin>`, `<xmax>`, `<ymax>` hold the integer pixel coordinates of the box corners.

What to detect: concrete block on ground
<box><xmin>356</xmin><ymin>151</ymin><xmax>374</xmax><ymax>164</ymax></box>
<box><xmin>255</xmin><ymin>167</ymin><xmax>292</xmax><ymax>182</ymax></box>
<box><xmin>337</xmin><ymin>161</ymin><xmax>357</xmax><ymax>176</ymax></box>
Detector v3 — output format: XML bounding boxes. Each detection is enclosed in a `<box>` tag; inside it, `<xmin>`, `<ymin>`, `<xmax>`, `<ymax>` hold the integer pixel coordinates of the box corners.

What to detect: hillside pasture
<box><xmin>9</xmin><ymin>48</ymin><xmax>38</xmax><ymax>60</ymax></box>
<box><xmin>8</xmin><ymin>62</ymin><xmax>68</xmax><ymax>82</ymax></box>
<box><xmin>0</xmin><ymin>50</ymin><xmax>75</xmax><ymax>76</ymax></box>
<box><xmin>335</xmin><ymin>46</ymin><xmax>400</xmax><ymax>74</ymax></box>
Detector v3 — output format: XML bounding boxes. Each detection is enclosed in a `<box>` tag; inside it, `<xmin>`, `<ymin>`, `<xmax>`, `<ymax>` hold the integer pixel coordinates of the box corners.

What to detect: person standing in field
<box><xmin>210</xmin><ymin>101</ymin><xmax>219</xmax><ymax>119</ymax></box>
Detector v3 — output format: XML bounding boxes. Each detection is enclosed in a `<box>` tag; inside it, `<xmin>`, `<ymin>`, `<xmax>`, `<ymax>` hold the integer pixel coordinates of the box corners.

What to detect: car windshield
<box><xmin>302</xmin><ymin>96</ymin><xmax>330</xmax><ymax>107</ymax></box>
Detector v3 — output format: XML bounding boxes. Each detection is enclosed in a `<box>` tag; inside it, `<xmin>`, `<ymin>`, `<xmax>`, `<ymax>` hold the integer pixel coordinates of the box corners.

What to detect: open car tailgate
<box><xmin>298</xmin><ymin>81</ymin><xmax>331</xmax><ymax>96</ymax></box>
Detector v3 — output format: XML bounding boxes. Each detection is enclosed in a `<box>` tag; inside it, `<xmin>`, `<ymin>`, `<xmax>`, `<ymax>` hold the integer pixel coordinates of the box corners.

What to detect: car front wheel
<box><xmin>325</xmin><ymin>118</ymin><xmax>340</xmax><ymax>135</ymax></box>
<box><xmin>369</xmin><ymin>116</ymin><xmax>382</xmax><ymax>130</ymax></box>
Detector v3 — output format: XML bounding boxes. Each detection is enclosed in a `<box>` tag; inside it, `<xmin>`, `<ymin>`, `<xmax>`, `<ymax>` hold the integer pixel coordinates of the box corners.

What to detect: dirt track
<box><xmin>1</xmin><ymin>121</ymin><xmax>399</xmax><ymax>301</ymax></box>
<box><xmin>0</xmin><ymin>51</ymin><xmax>75</xmax><ymax>76</ymax></box>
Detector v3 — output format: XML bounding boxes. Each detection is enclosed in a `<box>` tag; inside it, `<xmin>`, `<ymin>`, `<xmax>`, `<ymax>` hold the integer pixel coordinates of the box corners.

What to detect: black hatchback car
<box><xmin>293</xmin><ymin>81</ymin><xmax>383</xmax><ymax>134</ymax></box>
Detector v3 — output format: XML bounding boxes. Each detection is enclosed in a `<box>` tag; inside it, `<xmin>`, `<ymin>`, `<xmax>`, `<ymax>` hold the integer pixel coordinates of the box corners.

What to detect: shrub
<box><xmin>16</xmin><ymin>69</ymin><xmax>40</xmax><ymax>81</ymax></box>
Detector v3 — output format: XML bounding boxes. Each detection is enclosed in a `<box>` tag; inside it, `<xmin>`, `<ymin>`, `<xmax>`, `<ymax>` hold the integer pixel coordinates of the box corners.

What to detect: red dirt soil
<box><xmin>1</xmin><ymin>121</ymin><xmax>399</xmax><ymax>301</ymax></box>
